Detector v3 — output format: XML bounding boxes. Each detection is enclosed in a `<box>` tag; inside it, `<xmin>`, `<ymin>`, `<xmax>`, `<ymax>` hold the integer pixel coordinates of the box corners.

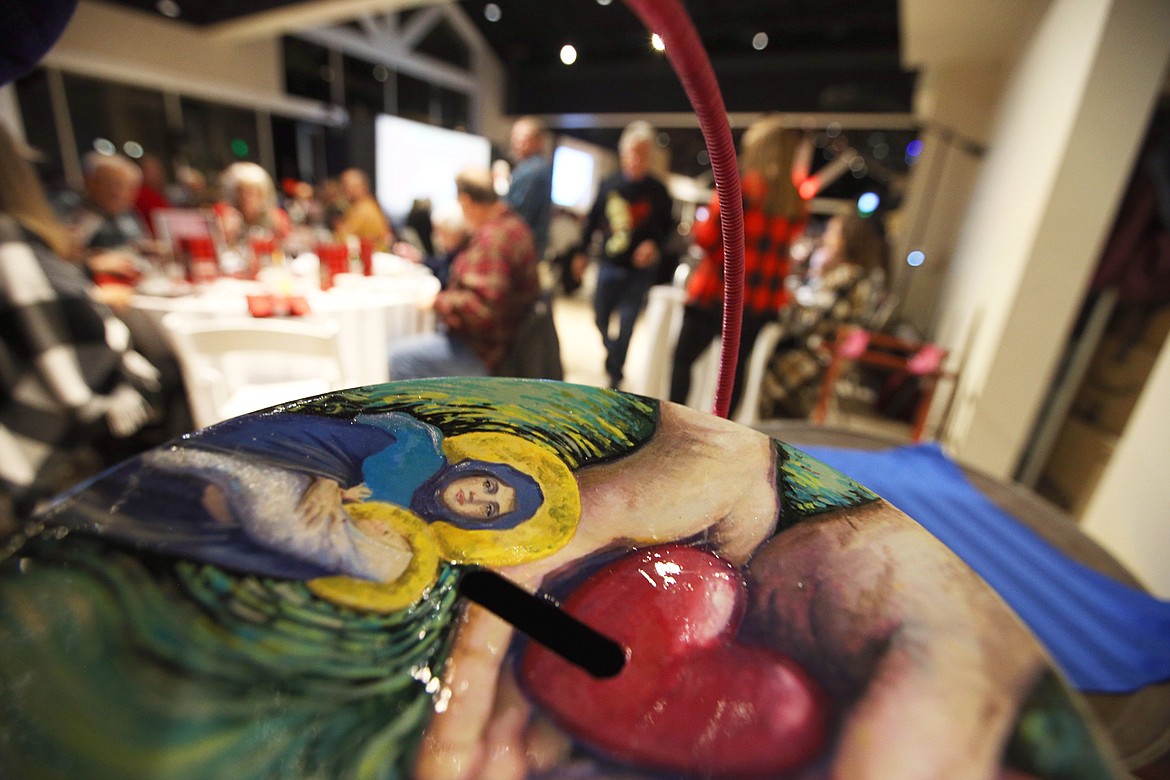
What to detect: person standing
<box><xmin>670</xmin><ymin>116</ymin><xmax>809</xmax><ymax>416</ymax></box>
<box><xmin>389</xmin><ymin>168</ymin><xmax>540</xmax><ymax>379</ymax></box>
<box><xmin>572</xmin><ymin>121</ymin><xmax>674</xmax><ymax>389</ymax></box>
<box><xmin>504</xmin><ymin>116</ymin><xmax>553</xmax><ymax>259</ymax></box>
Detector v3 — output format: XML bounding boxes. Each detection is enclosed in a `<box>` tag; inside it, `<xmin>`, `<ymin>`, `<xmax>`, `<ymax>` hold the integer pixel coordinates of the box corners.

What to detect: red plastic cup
<box><xmin>182</xmin><ymin>237</ymin><xmax>219</xmax><ymax>284</ymax></box>
<box><xmin>359</xmin><ymin>238</ymin><xmax>375</xmax><ymax>276</ymax></box>
<box><xmin>246</xmin><ymin>293</ymin><xmax>273</xmax><ymax>317</ymax></box>
<box><xmin>316</xmin><ymin>243</ymin><xmax>347</xmax><ymax>290</ymax></box>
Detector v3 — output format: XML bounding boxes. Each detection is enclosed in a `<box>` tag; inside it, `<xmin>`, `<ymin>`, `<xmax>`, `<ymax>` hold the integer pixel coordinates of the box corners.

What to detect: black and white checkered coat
<box><xmin>0</xmin><ymin>214</ymin><xmax>145</xmax><ymax>505</ymax></box>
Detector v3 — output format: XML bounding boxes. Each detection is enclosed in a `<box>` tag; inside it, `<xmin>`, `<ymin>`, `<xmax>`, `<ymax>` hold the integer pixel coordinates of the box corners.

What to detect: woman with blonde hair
<box><xmin>670</xmin><ymin>115</ymin><xmax>810</xmax><ymax>415</ymax></box>
<box><xmin>0</xmin><ymin>123</ymin><xmax>161</xmax><ymax>519</ymax></box>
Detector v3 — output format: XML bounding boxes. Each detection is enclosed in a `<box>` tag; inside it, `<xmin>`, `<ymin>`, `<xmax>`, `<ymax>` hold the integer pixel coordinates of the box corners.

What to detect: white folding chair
<box><xmin>625</xmin><ymin>282</ymin><xmax>728</xmax><ymax>411</ymax></box>
<box><xmin>162</xmin><ymin>314</ymin><xmax>345</xmax><ymax>429</ymax></box>
<box><xmin>624</xmin><ymin>284</ymin><xmax>687</xmax><ymax>399</ymax></box>
<box><xmin>733</xmin><ymin>320</ymin><xmax>785</xmax><ymax>427</ymax></box>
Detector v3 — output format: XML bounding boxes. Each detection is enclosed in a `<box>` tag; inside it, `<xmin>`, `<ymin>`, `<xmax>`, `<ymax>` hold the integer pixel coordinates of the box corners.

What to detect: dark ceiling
<box><xmin>460</xmin><ymin>0</ymin><xmax>913</xmax><ymax>116</ymax></box>
<box><xmin>454</xmin><ymin>0</ymin><xmax>917</xmax><ymax>192</ymax></box>
<box><xmin>97</xmin><ymin>0</ymin><xmax>919</xmax><ymax>194</ymax></box>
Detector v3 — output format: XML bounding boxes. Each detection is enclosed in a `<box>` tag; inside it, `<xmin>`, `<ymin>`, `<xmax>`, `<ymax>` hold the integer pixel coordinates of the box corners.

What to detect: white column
<box><xmin>1081</xmin><ymin>336</ymin><xmax>1170</xmax><ymax>597</ymax></box>
<box><xmin>936</xmin><ymin>0</ymin><xmax>1170</xmax><ymax>479</ymax></box>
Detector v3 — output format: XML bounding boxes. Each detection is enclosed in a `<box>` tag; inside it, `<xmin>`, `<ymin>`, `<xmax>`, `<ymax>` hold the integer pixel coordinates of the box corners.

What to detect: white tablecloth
<box><xmin>125</xmin><ymin>274</ymin><xmax>438</xmax><ymax>389</ymax></box>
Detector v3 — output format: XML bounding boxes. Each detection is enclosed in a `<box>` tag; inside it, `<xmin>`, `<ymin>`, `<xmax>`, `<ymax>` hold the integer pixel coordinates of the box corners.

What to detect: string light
<box><xmin>857</xmin><ymin>192</ymin><xmax>879</xmax><ymax>214</ymax></box>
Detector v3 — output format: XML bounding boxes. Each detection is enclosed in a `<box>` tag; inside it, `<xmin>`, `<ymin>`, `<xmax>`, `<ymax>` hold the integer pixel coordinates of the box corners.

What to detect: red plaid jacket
<box><xmin>435</xmin><ymin>208</ymin><xmax>540</xmax><ymax>370</ymax></box>
<box><xmin>686</xmin><ymin>189</ymin><xmax>806</xmax><ymax>315</ymax></box>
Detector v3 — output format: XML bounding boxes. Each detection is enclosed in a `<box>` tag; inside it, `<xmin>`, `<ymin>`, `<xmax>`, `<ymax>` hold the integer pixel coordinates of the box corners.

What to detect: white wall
<box><xmin>43</xmin><ymin>1</ymin><xmax>316</xmax><ymax>117</ymax></box>
<box><xmin>934</xmin><ymin>0</ymin><xmax>1170</xmax><ymax>479</ymax></box>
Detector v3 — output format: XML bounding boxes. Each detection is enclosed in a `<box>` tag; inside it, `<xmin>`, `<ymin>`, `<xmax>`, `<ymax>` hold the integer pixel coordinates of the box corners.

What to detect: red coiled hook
<box><xmin>622</xmin><ymin>0</ymin><xmax>744</xmax><ymax>419</ymax></box>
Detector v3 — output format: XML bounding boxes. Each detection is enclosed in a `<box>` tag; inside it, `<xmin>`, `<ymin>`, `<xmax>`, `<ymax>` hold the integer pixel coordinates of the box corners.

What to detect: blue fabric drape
<box><xmin>801</xmin><ymin>442</ymin><xmax>1170</xmax><ymax>694</ymax></box>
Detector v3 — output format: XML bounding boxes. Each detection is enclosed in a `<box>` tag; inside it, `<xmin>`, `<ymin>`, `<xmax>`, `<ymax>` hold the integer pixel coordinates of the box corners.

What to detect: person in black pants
<box><xmin>670</xmin><ymin>116</ymin><xmax>810</xmax><ymax>416</ymax></box>
<box><xmin>572</xmin><ymin>121</ymin><xmax>674</xmax><ymax>389</ymax></box>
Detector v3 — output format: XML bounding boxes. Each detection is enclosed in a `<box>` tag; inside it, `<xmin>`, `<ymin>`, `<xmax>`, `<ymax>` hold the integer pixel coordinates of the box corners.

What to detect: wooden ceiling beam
<box><xmin>203</xmin><ymin>0</ymin><xmax>450</xmax><ymax>41</ymax></box>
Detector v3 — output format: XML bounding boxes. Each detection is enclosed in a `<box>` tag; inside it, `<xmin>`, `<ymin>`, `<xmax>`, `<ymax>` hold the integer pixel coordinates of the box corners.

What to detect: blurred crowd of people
<box><xmin>2</xmin><ymin>105</ymin><xmax>896</xmax><ymax>528</ymax></box>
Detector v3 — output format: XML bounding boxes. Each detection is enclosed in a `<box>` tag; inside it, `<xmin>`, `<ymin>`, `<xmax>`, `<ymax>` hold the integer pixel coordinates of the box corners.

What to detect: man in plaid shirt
<box><xmin>390</xmin><ymin>168</ymin><xmax>540</xmax><ymax>379</ymax></box>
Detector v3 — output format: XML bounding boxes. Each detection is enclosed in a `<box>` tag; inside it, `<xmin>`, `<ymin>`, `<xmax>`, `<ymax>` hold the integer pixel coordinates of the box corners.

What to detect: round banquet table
<box><xmin>123</xmin><ymin>276</ymin><xmax>438</xmax><ymax>390</ymax></box>
<box><xmin>753</xmin><ymin>420</ymin><xmax>1170</xmax><ymax>772</ymax></box>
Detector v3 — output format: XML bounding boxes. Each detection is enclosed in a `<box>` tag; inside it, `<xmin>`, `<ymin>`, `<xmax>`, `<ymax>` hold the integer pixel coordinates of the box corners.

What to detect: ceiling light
<box><xmin>123</xmin><ymin>141</ymin><xmax>144</xmax><ymax>159</ymax></box>
<box><xmin>156</xmin><ymin>0</ymin><xmax>180</xmax><ymax>18</ymax></box>
<box><xmin>484</xmin><ymin>3</ymin><xmax>501</xmax><ymax>22</ymax></box>
<box><xmin>560</xmin><ymin>45</ymin><xmax>578</xmax><ymax>65</ymax></box>
<box><xmin>651</xmin><ymin>34</ymin><xmax>665</xmax><ymax>52</ymax></box>
<box><xmin>752</xmin><ymin>32</ymin><xmax>768</xmax><ymax>50</ymax></box>
<box><xmin>596</xmin><ymin>0</ymin><xmax>613</xmax><ymax>5</ymax></box>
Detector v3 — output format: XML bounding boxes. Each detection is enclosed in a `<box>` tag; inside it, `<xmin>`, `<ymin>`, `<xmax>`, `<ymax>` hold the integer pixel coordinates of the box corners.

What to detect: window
<box><xmin>13</xmin><ymin>68</ymin><xmax>64</xmax><ymax>192</ymax></box>
<box><xmin>61</xmin><ymin>73</ymin><xmax>170</xmax><ymax>167</ymax></box>
<box><xmin>283</xmin><ymin>36</ymin><xmax>333</xmax><ymax>104</ymax></box>
<box><xmin>344</xmin><ymin>55</ymin><xmax>388</xmax><ymax>116</ymax></box>
<box><xmin>415</xmin><ymin>18</ymin><xmax>471</xmax><ymax>70</ymax></box>
<box><xmin>179</xmin><ymin>97</ymin><xmax>260</xmax><ymax>176</ymax></box>
<box><xmin>397</xmin><ymin>72</ymin><xmax>432</xmax><ymax>125</ymax></box>
<box><xmin>437</xmin><ymin>87</ymin><xmax>470</xmax><ymax>131</ymax></box>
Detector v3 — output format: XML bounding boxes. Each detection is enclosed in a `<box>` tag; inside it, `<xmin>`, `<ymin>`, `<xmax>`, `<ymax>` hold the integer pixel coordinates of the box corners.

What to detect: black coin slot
<box><xmin>458</xmin><ymin>568</ymin><xmax>626</xmax><ymax>679</ymax></box>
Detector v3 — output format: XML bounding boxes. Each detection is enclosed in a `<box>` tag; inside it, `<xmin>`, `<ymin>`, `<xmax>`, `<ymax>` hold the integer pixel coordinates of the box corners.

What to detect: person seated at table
<box><xmin>66</xmin><ymin>151</ymin><xmax>153</xmax><ymax>290</ymax></box>
<box><xmin>334</xmin><ymin>168</ymin><xmax>393</xmax><ymax>251</ymax></box>
<box><xmin>168</xmin><ymin>164</ymin><xmax>211</xmax><ymax>208</ymax></box>
<box><xmin>0</xmin><ymin>123</ymin><xmax>164</xmax><ymax>522</ymax></box>
<box><xmin>388</xmin><ymin>168</ymin><xmax>540</xmax><ymax>379</ymax></box>
<box><xmin>404</xmin><ymin>197</ymin><xmax>435</xmax><ymax>256</ymax></box>
<box><xmin>759</xmin><ymin>212</ymin><xmax>890</xmax><ymax>420</ymax></box>
<box><xmin>133</xmin><ymin>154</ymin><xmax>172</xmax><ymax>236</ymax></box>
<box><xmin>392</xmin><ymin>200</ymin><xmax>471</xmax><ymax>289</ymax></box>
<box><xmin>283</xmin><ymin>179</ymin><xmax>326</xmax><ymax>230</ymax></box>
<box><xmin>213</xmin><ymin>162</ymin><xmax>291</xmax><ymax>249</ymax></box>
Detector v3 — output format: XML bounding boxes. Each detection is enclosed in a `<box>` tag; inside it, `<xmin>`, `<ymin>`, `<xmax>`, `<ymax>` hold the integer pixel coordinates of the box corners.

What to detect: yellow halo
<box><xmin>307</xmin><ymin>502</ymin><xmax>439</xmax><ymax>613</ymax></box>
<box><xmin>433</xmin><ymin>433</ymin><xmax>580</xmax><ymax>567</ymax></box>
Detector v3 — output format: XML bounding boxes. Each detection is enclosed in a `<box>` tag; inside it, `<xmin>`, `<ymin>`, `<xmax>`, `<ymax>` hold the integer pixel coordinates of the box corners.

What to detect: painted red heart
<box><xmin>518</xmin><ymin>544</ymin><xmax>828</xmax><ymax>777</ymax></box>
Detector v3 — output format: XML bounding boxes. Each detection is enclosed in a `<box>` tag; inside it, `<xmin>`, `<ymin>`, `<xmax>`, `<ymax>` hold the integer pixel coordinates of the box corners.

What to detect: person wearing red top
<box><xmin>670</xmin><ymin>117</ymin><xmax>809</xmax><ymax>416</ymax></box>
<box><xmin>389</xmin><ymin>168</ymin><xmax>540</xmax><ymax>379</ymax></box>
<box><xmin>133</xmin><ymin>155</ymin><xmax>172</xmax><ymax>236</ymax></box>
